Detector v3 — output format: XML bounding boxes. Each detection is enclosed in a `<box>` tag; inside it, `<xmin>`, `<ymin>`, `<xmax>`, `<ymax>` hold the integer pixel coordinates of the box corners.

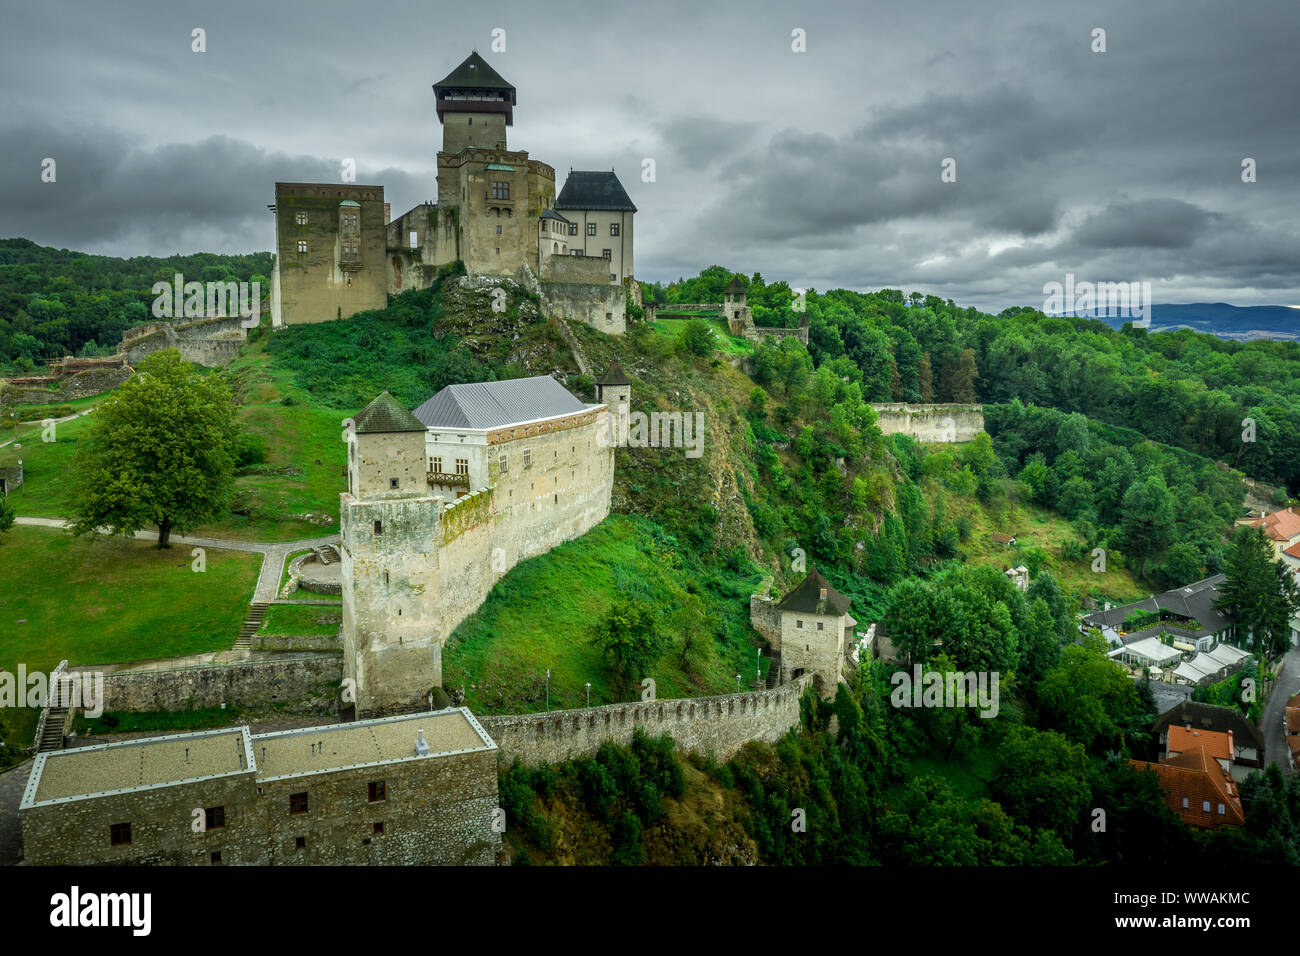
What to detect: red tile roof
<box><xmin>1168</xmin><ymin>726</ymin><xmax>1233</xmax><ymax>762</ymax></box>
<box><xmin>1245</xmin><ymin>508</ymin><xmax>1300</xmax><ymax>543</ymax></box>
<box><xmin>1129</xmin><ymin>746</ymin><xmax>1244</xmax><ymax>829</ymax></box>
<box><xmin>1284</xmin><ymin>541</ymin><xmax>1300</xmax><ymax>560</ymax></box>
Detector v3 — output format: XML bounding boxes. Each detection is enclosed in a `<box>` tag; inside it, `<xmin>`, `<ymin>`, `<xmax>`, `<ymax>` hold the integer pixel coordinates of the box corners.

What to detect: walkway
<box><xmin>13</xmin><ymin>516</ymin><xmax>337</xmax><ymax>604</ymax></box>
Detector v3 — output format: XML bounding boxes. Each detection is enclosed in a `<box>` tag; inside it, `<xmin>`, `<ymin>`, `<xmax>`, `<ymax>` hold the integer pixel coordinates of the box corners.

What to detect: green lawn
<box><xmin>443</xmin><ymin>514</ymin><xmax>764</xmax><ymax>715</ymax></box>
<box><xmin>0</xmin><ymin>525</ymin><xmax>260</xmax><ymax>746</ymax></box>
<box><xmin>1</xmin><ymin>344</ymin><xmax>349</xmax><ymax>542</ymax></box>
<box><xmin>260</xmin><ymin>603</ymin><xmax>341</xmax><ymax>636</ymax></box>
<box><xmin>652</xmin><ymin>317</ymin><xmax>753</xmax><ymax>355</ymax></box>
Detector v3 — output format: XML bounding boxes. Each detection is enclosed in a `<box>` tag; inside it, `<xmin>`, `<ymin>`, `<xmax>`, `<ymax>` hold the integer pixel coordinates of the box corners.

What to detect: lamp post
<box><xmin>756</xmin><ymin>648</ymin><xmax>762</xmax><ymax>686</ymax></box>
<box><xmin>735</xmin><ymin>673</ymin><xmax>741</xmax><ymax>693</ymax></box>
<box><xmin>545</xmin><ymin>669</ymin><xmax>550</xmax><ymax>711</ymax></box>
<box><xmin>585</xmin><ymin>682</ymin><xmax>591</xmax><ymax>708</ymax></box>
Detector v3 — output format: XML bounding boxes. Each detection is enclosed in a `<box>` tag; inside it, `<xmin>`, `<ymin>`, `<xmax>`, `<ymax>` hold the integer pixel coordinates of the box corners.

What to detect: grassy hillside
<box><xmin>444</xmin><ymin>515</ymin><xmax>766</xmax><ymax>713</ymax></box>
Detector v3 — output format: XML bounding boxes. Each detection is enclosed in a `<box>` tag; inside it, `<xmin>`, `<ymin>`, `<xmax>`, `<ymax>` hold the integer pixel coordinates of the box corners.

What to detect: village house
<box><xmin>1151</xmin><ymin>700</ymin><xmax>1264</xmax><ymax>772</ymax></box>
<box><xmin>1129</xmin><ymin>742</ymin><xmax>1245</xmax><ymax>831</ymax></box>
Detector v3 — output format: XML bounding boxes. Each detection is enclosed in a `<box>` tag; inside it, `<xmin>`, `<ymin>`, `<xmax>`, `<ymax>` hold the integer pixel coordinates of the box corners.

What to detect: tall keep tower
<box><xmin>433</xmin><ymin>50</ymin><xmax>515</xmax><ymax>154</ymax></box>
<box><xmin>340</xmin><ymin>392</ymin><xmax>443</xmax><ymax>716</ymax></box>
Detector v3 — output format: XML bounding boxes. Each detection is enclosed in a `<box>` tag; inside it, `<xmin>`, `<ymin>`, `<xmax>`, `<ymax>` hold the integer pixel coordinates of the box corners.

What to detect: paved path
<box><xmin>14</xmin><ymin>516</ymin><xmax>337</xmax><ymax>604</ymax></box>
<box><xmin>1262</xmin><ymin>646</ymin><xmax>1300</xmax><ymax>774</ymax></box>
<box><xmin>0</xmin><ymin>409</ymin><xmax>92</xmax><ymax>450</ymax></box>
<box><xmin>0</xmin><ymin>760</ymin><xmax>31</xmax><ymax>865</ymax></box>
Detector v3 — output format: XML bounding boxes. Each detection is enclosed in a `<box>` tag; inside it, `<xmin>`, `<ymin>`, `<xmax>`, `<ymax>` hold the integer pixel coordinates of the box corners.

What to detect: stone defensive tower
<box><xmin>433</xmin><ymin>50</ymin><xmax>515</xmax><ymax>154</ymax></box>
<box><xmin>723</xmin><ymin>275</ymin><xmax>750</xmax><ymax>335</ymax></box>
<box><xmin>340</xmin><ymin>392</ymin><xmax>444</xmax><ymax>716</ymax></box>
<box><xmin>594</xmin><ymin>362</ymin><xmax>631</xmax><ymax>419</ymax></box>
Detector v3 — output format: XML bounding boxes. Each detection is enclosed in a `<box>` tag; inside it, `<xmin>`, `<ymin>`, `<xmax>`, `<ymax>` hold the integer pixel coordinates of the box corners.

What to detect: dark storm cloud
<box><xmin>1073</xmin><ymin>198</ymin><xmax>1218</xmax><ymax>250</ymax></box>
<box><xmin>0</xmin><ymin>0</ymin><xmax>1296</xmax><ymax>309</ymax></box>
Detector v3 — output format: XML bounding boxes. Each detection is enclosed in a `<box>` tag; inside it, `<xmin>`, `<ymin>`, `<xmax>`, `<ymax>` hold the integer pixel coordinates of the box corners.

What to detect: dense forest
<box><xmin>0</xmin><ymin>238</ymin><xmax>271</xmax><ymax>369</ymax></box>
<box><xmin>645</xmin><ymin>266</ymin><xmax>1300</xmax><ymax>495</ymax></box>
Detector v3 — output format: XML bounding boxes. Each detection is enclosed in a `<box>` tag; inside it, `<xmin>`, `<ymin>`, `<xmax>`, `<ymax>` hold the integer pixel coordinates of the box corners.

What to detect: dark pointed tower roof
<box><xmin>595</xmin><ymin>362</ymin><xmax>631</xmax><ymax>387</ymax></box>
<box><xmin>432</xmin><ymin>52</ymin><xmax>516</xmax><ymax>125</ymax></box>
<box><xmin>775</xmin><ymin>569</ymin><xmax>851</xmax><ymax>616</ymax></box>
<box><xmin>725</xmin><ymin>276</ymin><xmax>747</xmax><ymax>294</ymax></box>
<box><xmin>352</xmin><ymin>391</ymin><xmax>428</xmax><ymax>435</ymax></box>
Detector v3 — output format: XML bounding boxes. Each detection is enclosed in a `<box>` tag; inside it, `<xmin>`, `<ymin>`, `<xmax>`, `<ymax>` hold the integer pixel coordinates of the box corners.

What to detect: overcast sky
<box><xmin>2</xmin><ymin>0</ymin><xmax>1297</xmax><ymax>312</ymax></box>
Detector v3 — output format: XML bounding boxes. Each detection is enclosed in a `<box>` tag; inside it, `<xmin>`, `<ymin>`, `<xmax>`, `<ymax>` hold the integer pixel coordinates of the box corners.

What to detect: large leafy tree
<box><xmin>69</xmin><ymin>349</ymin><xmax>237</xmax><ymax>548</ymax></box>
<box><xmin>1215</xmin><ymin>524</ymin><xmax>1300</xmax><ymax>659</ymax></box>
<box><xmin>589</xmin><ymin>598</ymin><xmax>666</xmax><ymax>696</ymax></box>
<box><xmin>1036</xmin><ymin>637</ymin><xmax>1140</xmax><ymax>751</ymax></box>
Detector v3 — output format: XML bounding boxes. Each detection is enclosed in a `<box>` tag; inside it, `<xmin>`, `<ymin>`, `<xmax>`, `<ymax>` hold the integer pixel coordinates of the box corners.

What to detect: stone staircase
<box><xmin>235</xmin><ymin>602</ymin><xmax>270</xmax><ymax>649</ymax></box>
<box><xmin>36</xmin><ymin>707</ymin><xmax>68</xmax><ymax>753</ymax></box>
<box><xmin>765</xmin><ymin>651</ymin><xmax>782</xmax><ymax>689</ymax></box>
<box><xmin>312</xmin><ymin>545</ymin><xmax>340</xmax><ymax>566</ymax></box>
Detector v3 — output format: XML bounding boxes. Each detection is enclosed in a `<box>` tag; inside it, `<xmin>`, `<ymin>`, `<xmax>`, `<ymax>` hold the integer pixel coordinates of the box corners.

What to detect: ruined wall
<box><xmin>477</xmin><ymin>674</ymin><xmax>814</xmax><ymax>766</ymax></box>
<box><xmin>120</xmin><ymin>315</ymin><xmax>247</xmax><ymax>368</ymax></box>
<box><xmin>540</xmin><ymin>278</ymin><xmax>626</xmax><ymax>334</ymax></box>
<box><xmin>870</xmin><ymin>403</ymin><xmax>984</xmax><ymax>442</ymax></box>
<box><xmin>75</xmin><ymin>654</ymin><xmax>342</xmax><ymax>715</ymax></box>
<box><xmin>1</xmin><ymin>365</ymin><xmax>134</xmax><ymax>406</ymax></box>
<box><xmin>749</xmin><ymin>594</ymin><xmax>781</xmax><ymax>645</ymax></box>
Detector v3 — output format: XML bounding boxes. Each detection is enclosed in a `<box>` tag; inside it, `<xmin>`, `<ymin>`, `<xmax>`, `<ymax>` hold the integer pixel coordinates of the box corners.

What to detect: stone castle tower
<box><xmin>340</xmin><ymin>392</ymin><xmax>445</xmax><ymax>715</ymax></box>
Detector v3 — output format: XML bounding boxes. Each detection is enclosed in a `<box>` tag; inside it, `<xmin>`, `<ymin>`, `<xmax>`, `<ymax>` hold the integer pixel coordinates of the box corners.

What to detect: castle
<box><xmin>269</xmin><ymin>52</ymin><xmax>636</xmax><ymax>334</ymax></box>
<box><xmin>340</xmin><ymin>377</ymin><xmax>616</xmax><ymax>716</ymax></box>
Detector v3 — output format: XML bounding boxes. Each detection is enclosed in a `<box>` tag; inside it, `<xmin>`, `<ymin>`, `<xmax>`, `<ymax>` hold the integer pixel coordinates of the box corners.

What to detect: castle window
<box><xmin>374</xmin><ymin>821</ymin><xmax>385</xmax><ymax>834</ymax></box>
<box><xmin>496</xmin><ymin>225</ymin><xmax>502</xmax><ymax>235</ymax></box>
<box><xmin>587</xmin><ymin>223</ymin><xmax>596</xmax><ymax>236</ymax></box>
<box><xmin>522</xmin><ymin>449</ymin><xmax>532</xmax><ymax>467</ymax></box>
<box><xmin>491</xmin><ymin>181</ymin><xmax>510</xmax><ymax>200</ymax></box>
<box><xmin>390</xmin><ymin>478</ymin><xmax>399</xmax><ymax>489</ymax></box>
<box><xmin>205</xmin><ymin>806</ymin><xmax>225</xmax><ymax>830</ymax></box>
<box><xmin>796</xmin><ymin>620</ymin><xmax>804</xmax><ymax>629</ymax></box>
<box><xmin>211</xmin><ymin>851</ymin><xmax>222</xmax><ymax>865</ymax></box>
<box><xmin>410</xmin><ymin>231</ymin><xmax>418</xmax><ymax>248</ymax></box>
<box><xmin>606</xmin><ymin>313</ymin><xmax>613</xmax><ymax>324</ymax></box>
<box><xmin>499</xmin><ymin>453</ymin><xmax>508</xmax><ymax>473</ymax></box>
<box><xmin>569</xmin><ymin>223</ymin><xmax>578</xmax><ymax>235</ymax></box>
<box><xmin>383</xmin><ymin>571</ymin><xmax>389</xmax><ymax>585</ymax></box>
<box><xmin>610</xmin><ymin>223</ymin><xmax>620</xmax><ymax>236</ymax></box>
<box><xmin>373</xmin><ymin>520</ymin><xmax>382</xmax><ymax>535</ymax></box>
<box><xmin>290</xmin><ymin>792</ymin><xmax>309</xmax><ymax>814</ymax></box>
<box><xmin>110</xmin><ymin>822</ymin><xmax>131</xmax><ymax>846</ymax></box>
<box><xmin>455</xmin><ymin>458</ymin><xmax>468</xmax><ymax>474</ymax></box>
<box><xmin>817</xmin><ymin>622</ymin><xmax>824</xmax><ymax>631</ymax></box>
<box><xmin>369</xmin><ymin>781</ymin><xmax>386</xmax><ymax>802</ymax></box>
<box><xmin>295</xmin><ymin>836</ymin><xmax>306</xmax><ymax>849</ymax></box>
<box><xmin>297</xmin><ymin>240</ymin><xmax>308</xmax><ymax>253</ymax></box>
<box><xmin>602</xmin><ymin>249</ymin><xmax>612</xmax><ymax>260</ymax></box>
<box><xmin>610</xmin><ymin>274</ymin><xmax>617</xmax><ymax>282</ymax></box>
<box><xmin>430</xmin><ymin>456</ymin><xmax>442</xmax><ymax>473</ymax></box>
<box><xmin>295</xmin><ymin>212</ymin><xmax>307</xmax><ymax>225</ymax></box>
<box><xmin>571</xmin><ymin>249</ymin><xmax>580</xmax><ymax>256</ymax></box>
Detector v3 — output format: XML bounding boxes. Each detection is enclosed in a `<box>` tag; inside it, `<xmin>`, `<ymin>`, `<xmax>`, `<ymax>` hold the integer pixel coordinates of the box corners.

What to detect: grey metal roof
<box><xmin>595</xmin><ymin>361</ymin><xmax>631</xmax><ymax>386</ymax></box>
<box><xmin>1082</xmin><ymin>574</ymin><xmax>1235</xmax><ymax>641</ymax></box>
<box><xmin>1152</xmin><ymin>700</ymin><xmax>1265</xmax><ymax>751</ymax></box>
<box><xmin>540</xmin><ymin>209</ymin><xmax>570</xmax><ymax>223</ymax></box>
<box><xmin>555</xmin><ymin>170</ymin><xmax>637</xmax><ymax>212</ymax></box>
<box><xmin>412</xmin><ymin>375</ymin><xmax>587</xmax><ymax>429</ymax></box>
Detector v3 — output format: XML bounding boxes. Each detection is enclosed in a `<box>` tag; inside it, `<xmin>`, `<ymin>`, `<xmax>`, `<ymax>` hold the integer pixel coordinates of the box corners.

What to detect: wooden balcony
<box><xmin>428</xmin><ymin>471</ymin><xmax>470</xmax><ymax>487</ymax></box>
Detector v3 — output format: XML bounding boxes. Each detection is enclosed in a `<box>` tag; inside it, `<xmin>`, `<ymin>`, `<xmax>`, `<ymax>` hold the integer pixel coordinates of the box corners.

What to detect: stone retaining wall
<box><xmin>477</xmin><ymin>674</ymin><xmax>813</xmax><ymax>766</ymax></box>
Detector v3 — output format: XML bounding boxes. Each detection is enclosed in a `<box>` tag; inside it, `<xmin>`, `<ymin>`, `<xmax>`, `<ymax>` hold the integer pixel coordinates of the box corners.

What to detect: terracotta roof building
<box><xmin>1130</xmin><ymin>747</ymin><xmax>1245</xmax><ymax>830</ymax></box>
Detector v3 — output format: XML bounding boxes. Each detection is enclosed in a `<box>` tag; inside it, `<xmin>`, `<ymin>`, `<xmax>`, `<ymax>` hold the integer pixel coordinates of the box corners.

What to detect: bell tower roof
<box><xmin>432</xmin><ymin>51</ymin><xmax>516</xmax><ymax>126</ymax></box>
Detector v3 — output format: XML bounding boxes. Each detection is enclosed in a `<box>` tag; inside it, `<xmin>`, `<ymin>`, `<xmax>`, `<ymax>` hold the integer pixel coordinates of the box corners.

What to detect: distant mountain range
<box><xmin>1087</xmin><ymin>303</ymin><xmax>1300</xmax><ymax>341</ymax></box>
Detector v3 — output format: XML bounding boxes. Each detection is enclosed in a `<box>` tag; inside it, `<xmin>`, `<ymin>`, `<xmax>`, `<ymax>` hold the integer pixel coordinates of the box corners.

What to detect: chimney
<box><xmin>1228</xmin><ymin>730</ymin><xmax>1234</xmax><ymax>760</ymax></box>
<box><xmin>415</xmin><ymin>728</ymin><xmax>430</xmax><ymax>757</ymax></box>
